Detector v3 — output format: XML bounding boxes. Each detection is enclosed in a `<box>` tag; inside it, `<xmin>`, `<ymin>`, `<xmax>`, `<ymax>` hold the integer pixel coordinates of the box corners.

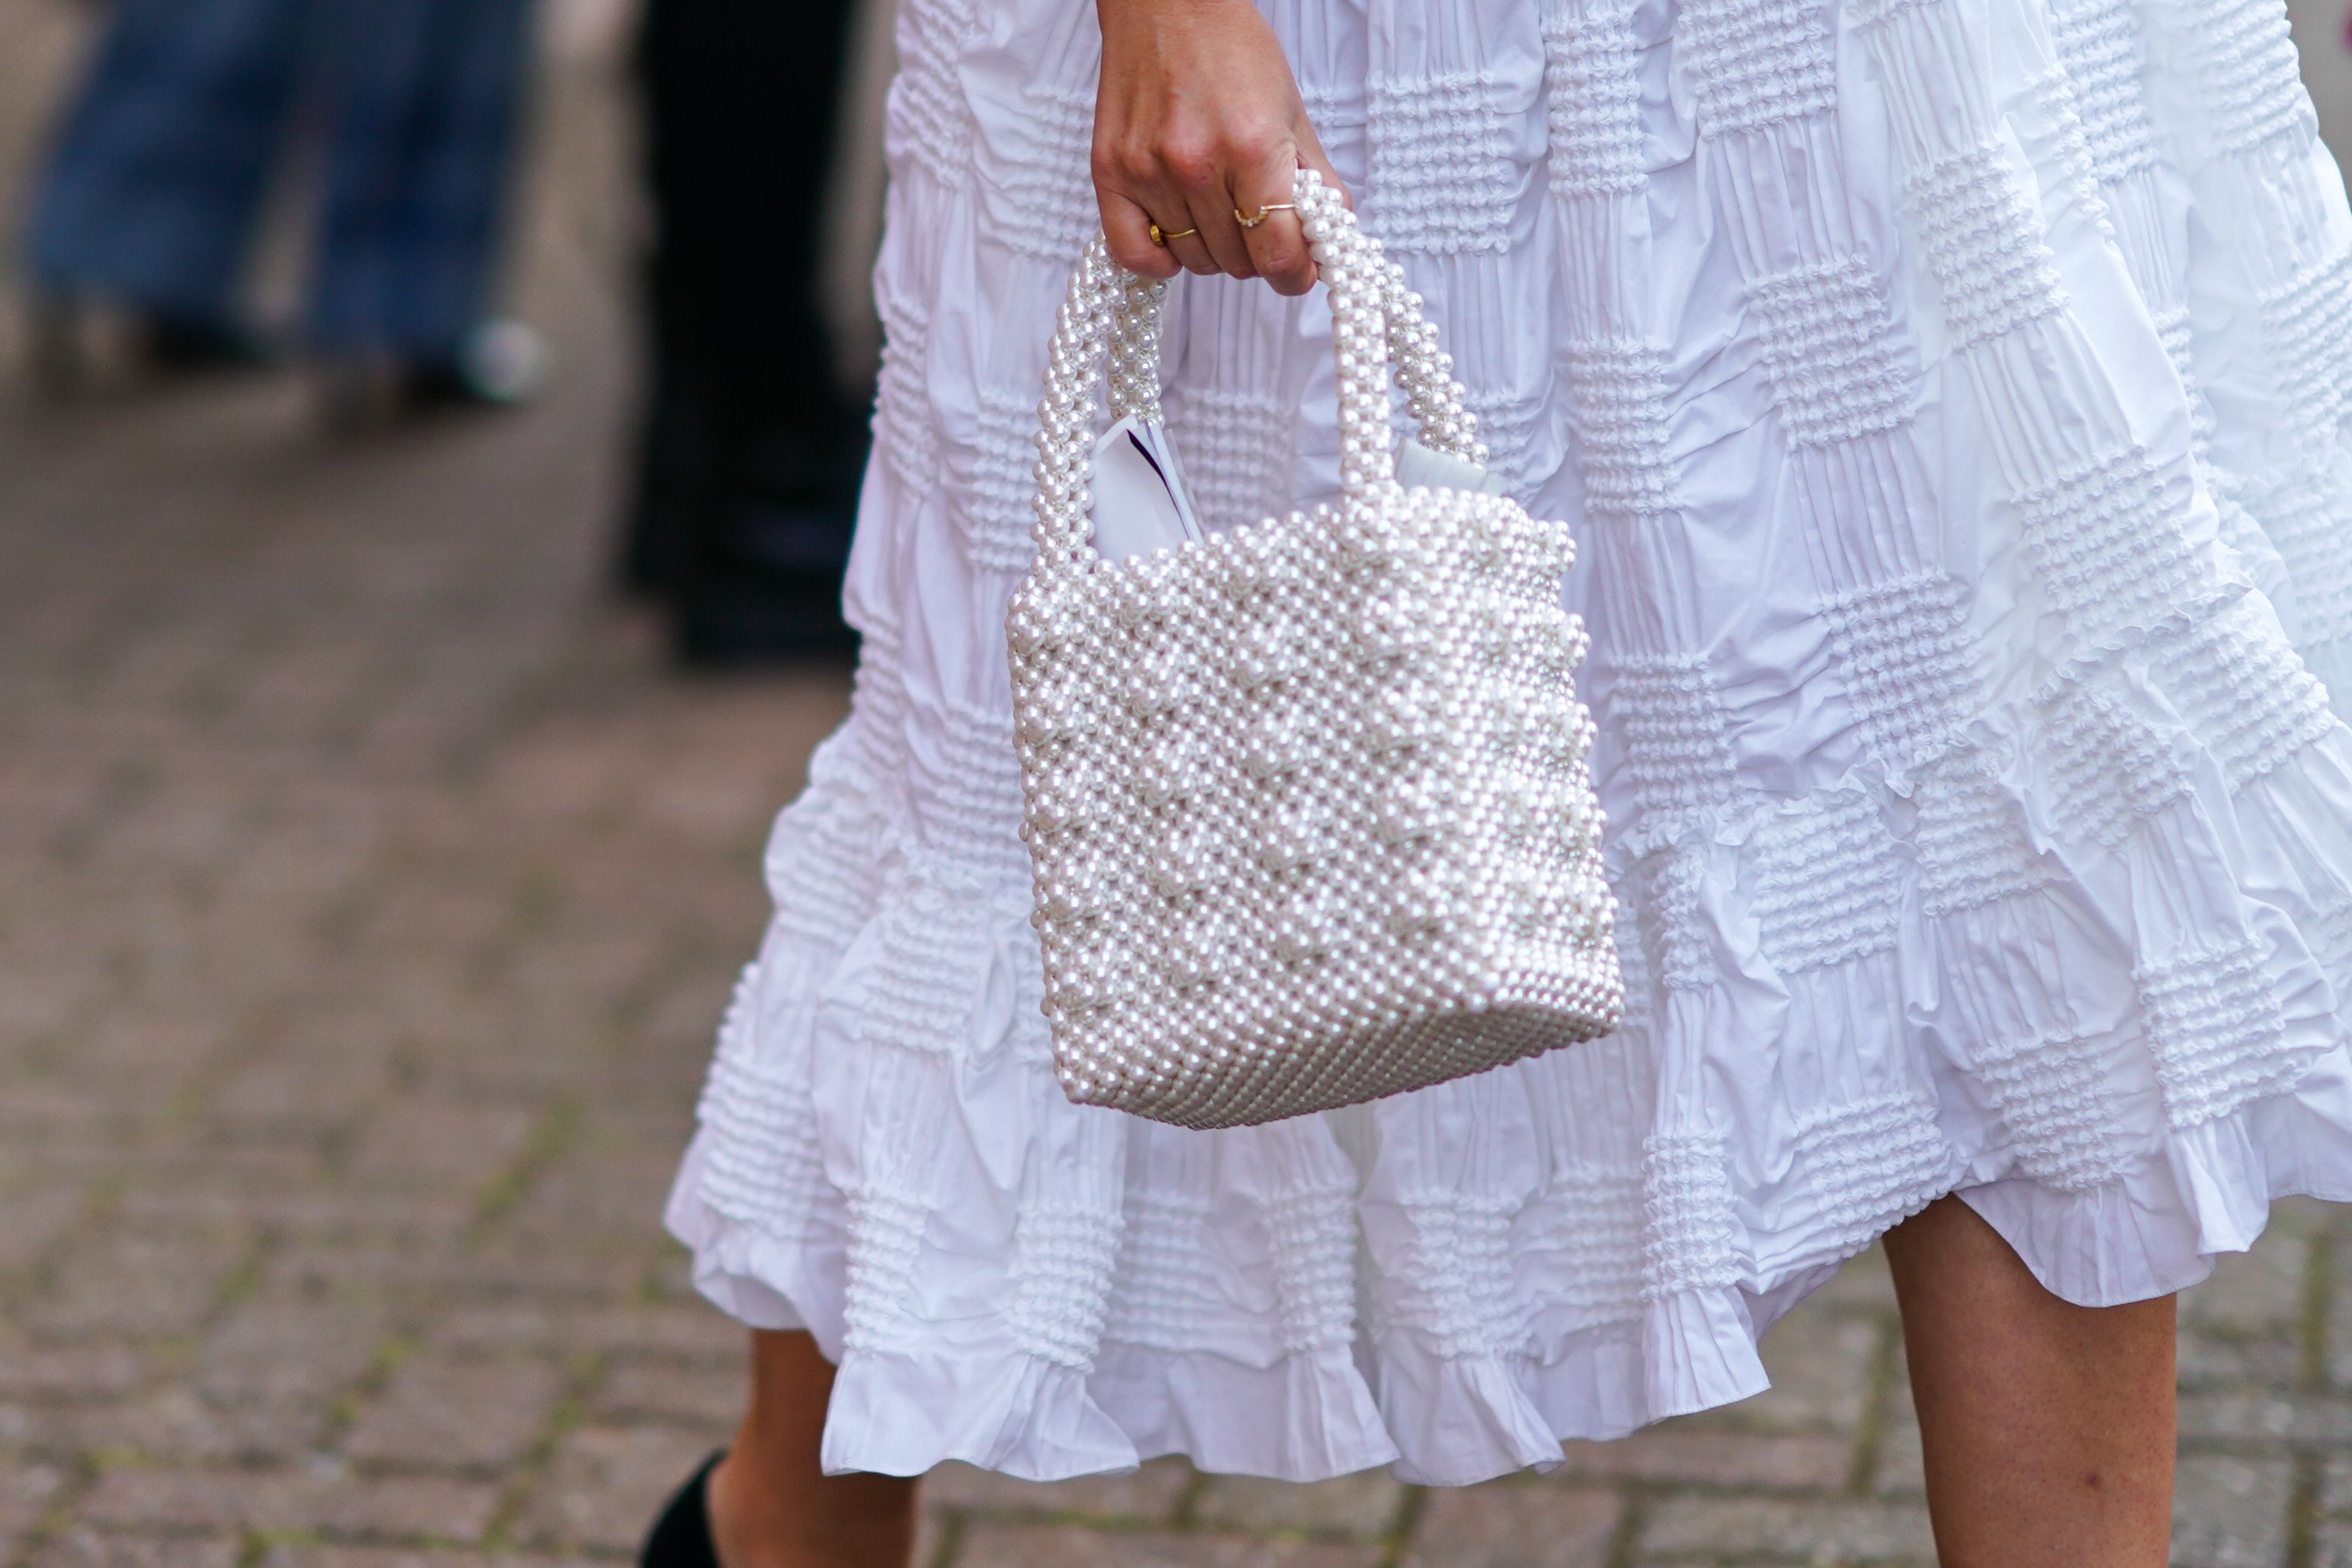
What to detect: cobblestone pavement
<box><xmin>7</xmin><ymin>4</ymin><xmax>2352</xmax><ymax>1566</ymax></box>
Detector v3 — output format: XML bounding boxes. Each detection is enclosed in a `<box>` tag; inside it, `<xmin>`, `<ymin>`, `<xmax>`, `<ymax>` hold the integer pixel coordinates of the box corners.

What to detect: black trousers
<box><xmin>623</xmin><ymin>0</ymin><xmax>868</xmax><ymax>656</ymax></box>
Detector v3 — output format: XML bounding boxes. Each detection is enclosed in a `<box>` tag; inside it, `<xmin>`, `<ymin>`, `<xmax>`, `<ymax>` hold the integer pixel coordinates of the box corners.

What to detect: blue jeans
<box><xmin>26</xmin><ymin>0</ymin><xmax>533</xmax><ymax>357</ymax></box>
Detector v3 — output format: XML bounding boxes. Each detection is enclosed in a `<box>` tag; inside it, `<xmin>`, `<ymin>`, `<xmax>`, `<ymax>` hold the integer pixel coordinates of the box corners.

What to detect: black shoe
<box><xmin>640</xmin><ymin>1450</ymin><xmax>725</xmax><ymax>1568</ymax></box>
<box><xmin>319</xmin><ymin>320</ymin><xmax>550</xmax><ymax>429</ymax></box>
<box><xmin>398</xmin><ymin>320</ymin><xmax>548</xmax><ymax>414</ymax></box>
<box><xmin>137</xmin><ymin>313</ymin><xmax>280</xmax><ymax>374</ymax></box>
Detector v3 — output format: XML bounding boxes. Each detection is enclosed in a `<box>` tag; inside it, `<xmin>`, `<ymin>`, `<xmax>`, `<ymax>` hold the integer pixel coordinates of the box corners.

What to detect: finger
<box><xmin>1144</xmin><ymin>194</ymin><xmax>1219</xmax><ymax>276</ymax></box>
<box><xmin>1165</xmin><ymin>136</ymin><xmax>1258</xmax><ymax>280</ymax></box>
<box><xmin>1133</xmin><ymin>180</ymin><xmax>1220</xmax><ymax>275</ymax></box>
<box><xmin>1163</xmin><ymin>225</ymin><xmax>1218</xmax><ymax>276</ymax></box>
<box><xmin>1099</xmin><ymin>188</ymin><xmax>1178</xmax><ymax>280</ymax></box>
<box><xmin>1234</xmin><ymin>144</ymin><xmax>1313</xmax><ymax>297</ymax></box>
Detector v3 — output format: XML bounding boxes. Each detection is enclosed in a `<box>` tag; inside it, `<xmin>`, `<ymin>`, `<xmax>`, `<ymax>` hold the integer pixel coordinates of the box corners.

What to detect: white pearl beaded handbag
<box><xmin>1007</xmin><ymin>167</ymin><xmax>1622</xmax><ymax>1130</ymax></box>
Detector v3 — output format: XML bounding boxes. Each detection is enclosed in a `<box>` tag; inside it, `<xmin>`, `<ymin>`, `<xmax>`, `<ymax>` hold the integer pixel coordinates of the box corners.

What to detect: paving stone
<box><xmin>2172</xmin><ymin>1454</ymin><xmax>2294</xmax><ymax>1568</ymax></box>
<box><xmin>201</xmin><ymin>1189</ymin><xmax>471</xmax><ymax>1244</ymax></box>
<box><xmin>67</xmin><ymin>1008</ymin><xmax>229</xmax><ymax>1085</ymax></box>
<box><xmin>261</xmin><ymin>1551</ymin><xmax>598</xmax><ymax>1568</ymax></box>
<box><xmin>111</xmin><ymin>1138</ymin><xmax>332</xmax><ymax>1202</ymax></box>
<box><xmin>429</xmin><ymin>1302</ymin><xmax>743</xmax><ymax>1362</ymax></box>
<box><xmin>2322</xmin><ymin>1455</ymin><xmax>2352</xmax><ymax>1517</ymax></box>
<box><xmin>111</xmin><ymin>1174</ymin><xmax>356</xmax><ymax>1231</ymax></box>
<box><xmin>1871</xmin><ymin>1408</ymin><xmax>1925</xmax><ymax>1500</ymax></box>
<box><xmin>25</xmin><ymin>1231</ymin><xmax>249</xmax><ymax>1338</ymax></box>
<box><xmin>632</xmin><ymin>764</ymin><xmax>794</xmax><ymax>847</ymax></box>
<box><xmin>593</xmin><ymin>1359</ymin><xmax>745</xmax><ymax>1428</ymax></box>
<box><xmin>1690</xmin><ymin>1310</ymin><xmax>1879</xmax><ymax>1433</ymax></box>
<box><xmin>30</xmin><ymin>1530</ymin><xmax>244</xmax><ymax>1568</ymax></box>
<box><xmin>1397</xmin><ymin>1482</ymin><xmax>1620</xmax><ymax>1568</ymax></box>
<box><xmin>0</xmin><ymin>1091</ymin><xmax>140</xmax><ymax>1158</ymax></box>
<box><xmin>1556</xmin><ymin>1429</ymin><xmax>1851</xmax><ymax>1491</ymax></box>
<box><xmin>2183</xmin><ymin>1245</ymin><xmax>2310</xmax><ymax>1337</ymax></box>
<box><xmin>1191</xmin><ymin>1471</ymin><xmax>1405</xmax><ymax>1538</ymax></box>
<box><xmin>344</xmin><ymin>1099</ymin><xmax>540</xmax><ymax>1193</ymax></box>
<box><xmin>25</xmin><ymin>1386</ymin><xmax>333</xmax><ymax>1464</ymax></box>
<box><xmin>2178</xmin><ymin>1328</ymin><xmax>2305</xmax><ymax>1390</ymax></box>
<box><xmin>76</xmin><ymin>1467</ymin><xmax>500</xmax><ymax>1541</ymax></box>
<box><xmin>342</xmin><ymin>1355</ymin><xmax>568</xmax><ymax>1468</ymax></box>
<box><xmin>0</xmin><ymin>1338</ymin><xmax>147</xmax><ymax>1399</ymax></box>
<box><xmin>515</xmin><ymin>1424</ymin><xmax>717</xmax><ymax>1552</ymax></box>
<box><xmin>503</xmin><ymin>1145</ymin><xmax>686</xmax><ymax>1244</ymax></box>
<box><xmin>437</xmin><ymin>1242</ymin><xmax>650</xmax><ymax>1303</ymax></box>
<box><xmin>0</xmin><ymin>1180</ymin><xmax>90</xmax><ymax>1273</ymax></box>
<box><xmin>1</xmin><ymin>1462</ymin><xmax>66</xmax><ymax>1535</ymax></box>
<box><xmin>210</xmin><ymin>1046</ymin><xmax>394</xmax><ymax>1131</ymax></box>
<box><xmin>256</xmin><ymin>1236</ymin><xmax>642</xmax><ymax>1308</ymax></box>
<box><xmin>195</xmin><ymin>1297</ymin><xmax>394</xmax><ymax>1408</ymax></box>
<box><xmin>1633</xmin><ymin>1498</ymin><xmax>1936</xmax><ymax>1564</ymax></box>
<box><xmin>2271</xmin><ymin>1196</ymin><xmax>2334</xmax><ymax>1239</ymax></box>
<box><xmin>1803</xmin><ymin>1247</ymin><xmax>1900</xmax><ymax>1313</ymax></box>
<box><xmin>258</xmin><ymin>1241</ymin><xmax>473</xmax><ymax>1301</ymax></box>
<box><xmin>923</xmin><ymin>1458</ymin><xmax>1195</xmax><ymax>1524</ymax></box>
<box><xmin>2179</xmin><ymin>1391</ymin><xmax>2352</xmax><ymax>1447</ymax></box>
<box><xmin>950</xmin><ymin>1524</ymin><xmax>1382</xmax><ymax>1568</ymax></box>
<box><xmin>2323</xmin><ymin>1268</ymin><xmax>2352</xmax><ymax>1390</ymax></box>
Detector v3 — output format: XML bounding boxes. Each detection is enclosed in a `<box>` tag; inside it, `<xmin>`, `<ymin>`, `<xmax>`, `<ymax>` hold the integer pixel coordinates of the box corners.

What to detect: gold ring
<box><xmin>1147</xmin><ymin>223</ymin><xmax>1198</xmax><ymax>247</ymax></box>
<box><xmin>1234</xmin><ymin>202</ymin><xmax>1296</xmax><ymax>229</ymax></box>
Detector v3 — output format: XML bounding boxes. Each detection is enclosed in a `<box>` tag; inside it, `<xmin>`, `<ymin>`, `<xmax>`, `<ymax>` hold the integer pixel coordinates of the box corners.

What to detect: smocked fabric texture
<box><xmin>666</xmin><ymin>0</ymin><xmax>2352</xmax><ymax>1485</ymax></box>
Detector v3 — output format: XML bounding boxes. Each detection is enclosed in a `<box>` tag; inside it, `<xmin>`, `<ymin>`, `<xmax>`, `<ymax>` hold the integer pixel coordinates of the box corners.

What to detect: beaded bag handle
<box><xmin>1026</xmin><ymin>166</ymin><xmax>1488</xmax><ymax>576</ymax></box>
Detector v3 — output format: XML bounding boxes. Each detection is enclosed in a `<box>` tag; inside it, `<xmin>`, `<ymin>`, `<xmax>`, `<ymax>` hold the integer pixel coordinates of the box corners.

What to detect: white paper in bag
<box><xmin>1089</xmin><ymin>417</ymin><xmax>1206</xmax><ymax>560</ymax></box>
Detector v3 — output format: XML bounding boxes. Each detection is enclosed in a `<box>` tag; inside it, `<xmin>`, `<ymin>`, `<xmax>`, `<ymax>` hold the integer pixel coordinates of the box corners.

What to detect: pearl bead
<box><xmin>1007</xmin><ymin>169</ymin><xmax>1619</xmax><ymax>1128</ymax></box>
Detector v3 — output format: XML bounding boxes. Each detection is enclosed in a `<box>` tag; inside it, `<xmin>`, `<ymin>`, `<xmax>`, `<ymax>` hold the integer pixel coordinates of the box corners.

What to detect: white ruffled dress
<box><xmin>667</xmin><ymin>0</ymin><xmax>2352</xmax><ymax>1485</ymax></box>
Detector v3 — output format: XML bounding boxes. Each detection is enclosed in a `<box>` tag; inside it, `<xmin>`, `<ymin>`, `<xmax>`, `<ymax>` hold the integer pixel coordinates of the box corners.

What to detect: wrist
<box><xmin>1098</xmin><ymin>0</ymin><xmax>1256</xmax><ymax>31</ymax></box>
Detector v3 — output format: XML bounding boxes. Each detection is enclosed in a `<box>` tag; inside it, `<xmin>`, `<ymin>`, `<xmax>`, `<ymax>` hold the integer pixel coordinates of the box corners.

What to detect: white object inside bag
<box><xmin>1396</xmin><ymin>437</ymin><xmax>1507</xmax><ymax>497</ymax></box>
<box><xmin>1089</xmin><ymin>417</ymin><xmax>1205</xmax><ymax>559</ymax></box>
<box><xmin>1088</xmin><ymin>417</ymin><xmax>1502</xmax><ymax>562</ymax></box>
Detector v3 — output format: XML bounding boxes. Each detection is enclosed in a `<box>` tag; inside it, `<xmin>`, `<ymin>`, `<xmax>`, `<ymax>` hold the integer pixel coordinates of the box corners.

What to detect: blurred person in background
<box><xmin>24</xmin><ymin>0</ymin><xmax>544</xmax><ymax>414</ymax></box>
<box><xmin>619</xmin><ymin>0</ymin><xmax>870</xmax><ymax>664</ymax></box>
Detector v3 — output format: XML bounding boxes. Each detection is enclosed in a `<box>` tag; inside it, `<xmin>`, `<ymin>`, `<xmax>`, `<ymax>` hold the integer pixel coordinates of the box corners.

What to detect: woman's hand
<box><xmin>1093</xmin><ymin>0</ymin><xmax>1346</xmax><ymax>296</ymax></box>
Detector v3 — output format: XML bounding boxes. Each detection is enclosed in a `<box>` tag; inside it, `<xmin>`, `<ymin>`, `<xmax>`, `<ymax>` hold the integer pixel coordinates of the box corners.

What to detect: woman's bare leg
<box><xmin>706</xmin><ymin>1330</ymin><xmax>919</xmax><ymax>1568</ymax></box>
<box><xmin>1881</xmin><ymin>1196</ymin><xmax>2176</xmax><ymax>1568</ymax></box>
